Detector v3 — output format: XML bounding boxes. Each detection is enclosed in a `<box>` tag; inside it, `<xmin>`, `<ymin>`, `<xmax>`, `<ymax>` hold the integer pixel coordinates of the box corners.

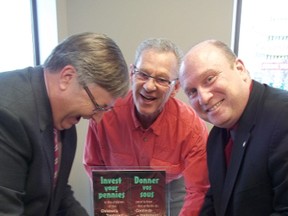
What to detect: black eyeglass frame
<box><xmin>132</xmin><ymin>65</ymin><xmax>178</xmax><ymax>87</ymax></box>
<box><xmin>83</xmin><ymin>85</ymin><xmax>112</xmax><ymax>112</ymax></box>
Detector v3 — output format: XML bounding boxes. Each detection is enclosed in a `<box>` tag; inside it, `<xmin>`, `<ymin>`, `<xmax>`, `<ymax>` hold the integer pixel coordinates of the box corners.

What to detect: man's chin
<box><xmin>59</xmin><ymin>118</ymin><xmax>81</xmax><ymax>130</ymax></box>
<box><xmin>137</xmin><ymin>109</ymin><xmax>160</xmax><ymax>119</ymax></box>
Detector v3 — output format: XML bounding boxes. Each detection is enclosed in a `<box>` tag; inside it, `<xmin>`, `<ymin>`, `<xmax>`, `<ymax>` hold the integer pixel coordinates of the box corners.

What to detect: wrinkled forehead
<box><xmin>137</xmin><ymin>50</ymin><xmax>179</xmax><ymax>74</ymax></box>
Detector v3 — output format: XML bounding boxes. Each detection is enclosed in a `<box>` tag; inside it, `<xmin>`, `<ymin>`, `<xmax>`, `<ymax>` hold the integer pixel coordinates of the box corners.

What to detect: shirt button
<box><xmin>143</xmin><ymin>137</ymin><xmax>148</xmax><ymax>142</ymax></box>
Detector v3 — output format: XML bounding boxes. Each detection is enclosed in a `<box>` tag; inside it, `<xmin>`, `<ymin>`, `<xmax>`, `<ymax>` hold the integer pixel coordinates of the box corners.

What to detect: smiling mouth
<box><xmin>206</xmin><ymin>100</ymin><xmax>224</xmax><ymax>112</ymax></box>
<box><xmin>141</xmin><ymin>93</ymin><xmax>156</xmax><ymax>101</ymax></box>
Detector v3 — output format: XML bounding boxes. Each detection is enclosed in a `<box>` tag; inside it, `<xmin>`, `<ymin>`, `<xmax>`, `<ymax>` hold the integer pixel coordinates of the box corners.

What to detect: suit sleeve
<box><xmin>57</xmin><ymin>184</ymin><xmax>89</xmax><ymax>216</ymax></box>
<box><xmin>0</xmin><ymin>108</ymin><xmax>31</xmax><ymax>214</ymax></box>
<box><xmin>199</xmin><ymin>187</ymin><xmax>216</xmax><ymax>216</ymax></box>
<box><xmin>269</xmin><ymin>106</ymin><xmax>288</xmax><ymax>214</ymax></box>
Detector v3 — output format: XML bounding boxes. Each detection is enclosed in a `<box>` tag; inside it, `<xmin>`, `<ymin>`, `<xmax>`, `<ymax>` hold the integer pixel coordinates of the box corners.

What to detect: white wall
<box><xmin>55</xmin><ymin>1</ymin><xmax>235</xmax><ymax>215</ymax></box>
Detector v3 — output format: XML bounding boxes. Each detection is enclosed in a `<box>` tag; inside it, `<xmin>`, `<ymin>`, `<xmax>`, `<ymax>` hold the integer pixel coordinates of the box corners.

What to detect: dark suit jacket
<box><xmin>0</xmin><ymin>67</ymin><xmax>88</xmax><ymax>216</ymax></box>
<box><xmin>200</xmin><ymin>81</ymin><xmax>288</xmax><ymax>216</ymax></box>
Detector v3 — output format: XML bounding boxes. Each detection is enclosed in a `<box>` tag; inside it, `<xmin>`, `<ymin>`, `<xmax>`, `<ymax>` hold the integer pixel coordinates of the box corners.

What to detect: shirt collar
<box><xmin>130</xmin><ymin>99</ymin><xmax>167</xmax><ymax>136</ymax></box>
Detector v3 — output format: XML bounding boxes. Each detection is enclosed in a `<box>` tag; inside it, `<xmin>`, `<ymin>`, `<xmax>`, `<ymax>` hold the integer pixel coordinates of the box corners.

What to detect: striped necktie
<box><xmin>53</xmin><ymin>128</ymin><xmax>61</xmax><ymax>187</ymax></box>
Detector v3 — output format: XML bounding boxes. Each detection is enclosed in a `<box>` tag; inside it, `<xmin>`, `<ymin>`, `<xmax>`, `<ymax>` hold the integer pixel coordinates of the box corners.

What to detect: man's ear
<box><xmin>170</xmin><ymin>80</ymin><xmax>180</xmax><ymax>97</ymax></box>
<box><xmin>235</xmin><ymin>58</ymin><xmax>250</xmax><ymax>82</ymax></box>
<box><xmin>59</xmin><ymin>65</ymin><xmax>77</xmax><ymax>90</ymax></box>
<box><xmin>235</xmin><ymin>58</ymin><xmax>245</xmax><ymax>71</ymax></box>
<box><xmin>129</xmin><ymin>63</ymin><xmax>134</xmax><ymax>85</ymax></box>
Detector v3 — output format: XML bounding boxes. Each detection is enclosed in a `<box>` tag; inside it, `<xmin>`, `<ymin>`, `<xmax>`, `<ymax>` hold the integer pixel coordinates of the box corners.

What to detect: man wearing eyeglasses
<box><xmin>84</xmin><ymin>38</ymin><xmax>209</xmax><ymax>216</ymax></box>
<box><xmin>0</xmin><ymin>32</ymin><xmax>129</xmax><ymax>216</ymax></box>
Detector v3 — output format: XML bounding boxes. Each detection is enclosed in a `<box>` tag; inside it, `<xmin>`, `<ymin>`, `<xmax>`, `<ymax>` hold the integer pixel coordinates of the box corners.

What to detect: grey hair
<box><xmin>43</xmin><ymin>32</ymin><xmax>129</xmax><ymax>98</ymax></box>
<box><xmin>134</xmin><ymin>38</ymin><xmax>183</xmax><ymax>76</ymax></box>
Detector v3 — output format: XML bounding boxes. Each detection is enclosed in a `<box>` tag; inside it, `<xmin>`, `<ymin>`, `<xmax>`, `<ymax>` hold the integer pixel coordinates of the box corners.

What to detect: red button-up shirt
<box><xmin>84</xmin><ymin>91</ymin><xmax>209</xmax><ymax>215</ymax></box>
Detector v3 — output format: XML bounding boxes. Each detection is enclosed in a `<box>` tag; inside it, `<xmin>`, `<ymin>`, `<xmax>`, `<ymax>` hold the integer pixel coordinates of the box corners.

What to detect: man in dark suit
<box><xmin>179</xmin><ymin>39</ymin><xmax>288</xmax><ymax>216</ymax></box>
<box><xmin>0</xmin><ymin>32</ymin><xmax>129</xmax><ymax>215</ymax></box>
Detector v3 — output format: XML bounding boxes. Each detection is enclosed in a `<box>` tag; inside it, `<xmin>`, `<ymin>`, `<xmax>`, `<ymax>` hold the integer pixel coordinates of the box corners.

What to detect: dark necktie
<box><xmin>225</xmin><ymin>130</ymin><xmax>234</xmax><ymax>165</ymax></box>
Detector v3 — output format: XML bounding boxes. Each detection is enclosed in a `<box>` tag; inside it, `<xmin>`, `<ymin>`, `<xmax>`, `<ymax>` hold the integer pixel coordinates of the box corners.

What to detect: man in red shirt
<box><xmin>84</xmin><ymin>38</ymin><xmax>209</xmax><ymax>215</ymax></box>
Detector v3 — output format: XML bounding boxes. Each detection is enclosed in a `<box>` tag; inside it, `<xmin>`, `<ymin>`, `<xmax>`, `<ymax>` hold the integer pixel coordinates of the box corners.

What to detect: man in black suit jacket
<box><xmin>0</xmin><ymin>32</ymin><xmax>129</xmax><ymax>215</ymax></box>
<box><xmin>179</xmin><ymin>39</ymin><xmax>288</xmax><ymax>216</ymax></box>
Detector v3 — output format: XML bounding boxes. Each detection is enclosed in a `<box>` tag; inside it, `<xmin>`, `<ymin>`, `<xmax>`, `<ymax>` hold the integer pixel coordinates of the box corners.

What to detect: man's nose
<box><xmin>143</xmin><ymin>77</ymin><xmax>157</xmax><ymax>91</ymax></box>
<box><xmin>198</xmin><ymin>88</ymin><xmax>212</xmax><ymax>106</ymax></box>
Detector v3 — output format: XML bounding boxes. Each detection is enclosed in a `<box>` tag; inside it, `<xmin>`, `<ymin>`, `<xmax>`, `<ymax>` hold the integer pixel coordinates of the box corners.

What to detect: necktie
<box><xmin>225</xmin><ymin>130</ymin><xmax>234</xmax><ymax>165</ymax></box>
<box><xmin>53</xmin><ymin>129</ymin><xmax>61</xmax><ymax>187</ymax></box>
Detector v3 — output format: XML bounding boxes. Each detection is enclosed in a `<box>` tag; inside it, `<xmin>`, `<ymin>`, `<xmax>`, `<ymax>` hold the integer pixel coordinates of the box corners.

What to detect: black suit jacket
<box><xmin>200</xmin><ymin>81</ymin><xmax>288</xmax><ymax>216</ymax></box>
<box><xmin>0</xmin><ymin>67</ymin><xmax>88</xmax><ymax>216</ymax></box>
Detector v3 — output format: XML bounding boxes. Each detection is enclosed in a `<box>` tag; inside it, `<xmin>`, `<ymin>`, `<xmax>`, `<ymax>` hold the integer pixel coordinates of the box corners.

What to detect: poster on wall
<box><xmin>237</xmin><ymin>0</ymin><xmax>288</xmax><ymax>90</ymax></box>
<box><xmin>92</xmin><ymin>169</ymin><xmax>166</xmax><ymax>216</ymax></box>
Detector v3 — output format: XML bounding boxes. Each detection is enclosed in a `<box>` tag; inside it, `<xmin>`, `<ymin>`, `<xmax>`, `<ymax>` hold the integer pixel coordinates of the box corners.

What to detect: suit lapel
<box><xmin>220</xmin><ymin>130</ymin><xmax>252</xmax><ymax>215</ymax></box>
<box><xmin>41</xmin><ymin>129</ymin><xmax>55</xmax><ymax>179</ymax></box>
<box><xmin>30</xmin><ymin>66</ymin><xmax>55</xmax><ymax>184</ymax></box>
<box><xmin>206</xmin><ymin>128</ymin><xmax>227</xmax><ymax>215</ymax></box>
<box><xmin>219</xmin><ymin>81</ymin><xmax>266</xmax><ymax>216</ymax></box>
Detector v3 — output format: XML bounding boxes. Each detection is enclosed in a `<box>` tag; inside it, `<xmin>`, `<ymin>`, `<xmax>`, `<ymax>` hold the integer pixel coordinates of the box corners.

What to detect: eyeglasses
<box><xmin>83</xmin><ymin>85</ymin><xmax>113</xmax><ymax>112</ymax></box>
<box><xmin>132</xmin><ymin>65</ymin><xmax>178</xmax><ymax>87</ymax></box>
